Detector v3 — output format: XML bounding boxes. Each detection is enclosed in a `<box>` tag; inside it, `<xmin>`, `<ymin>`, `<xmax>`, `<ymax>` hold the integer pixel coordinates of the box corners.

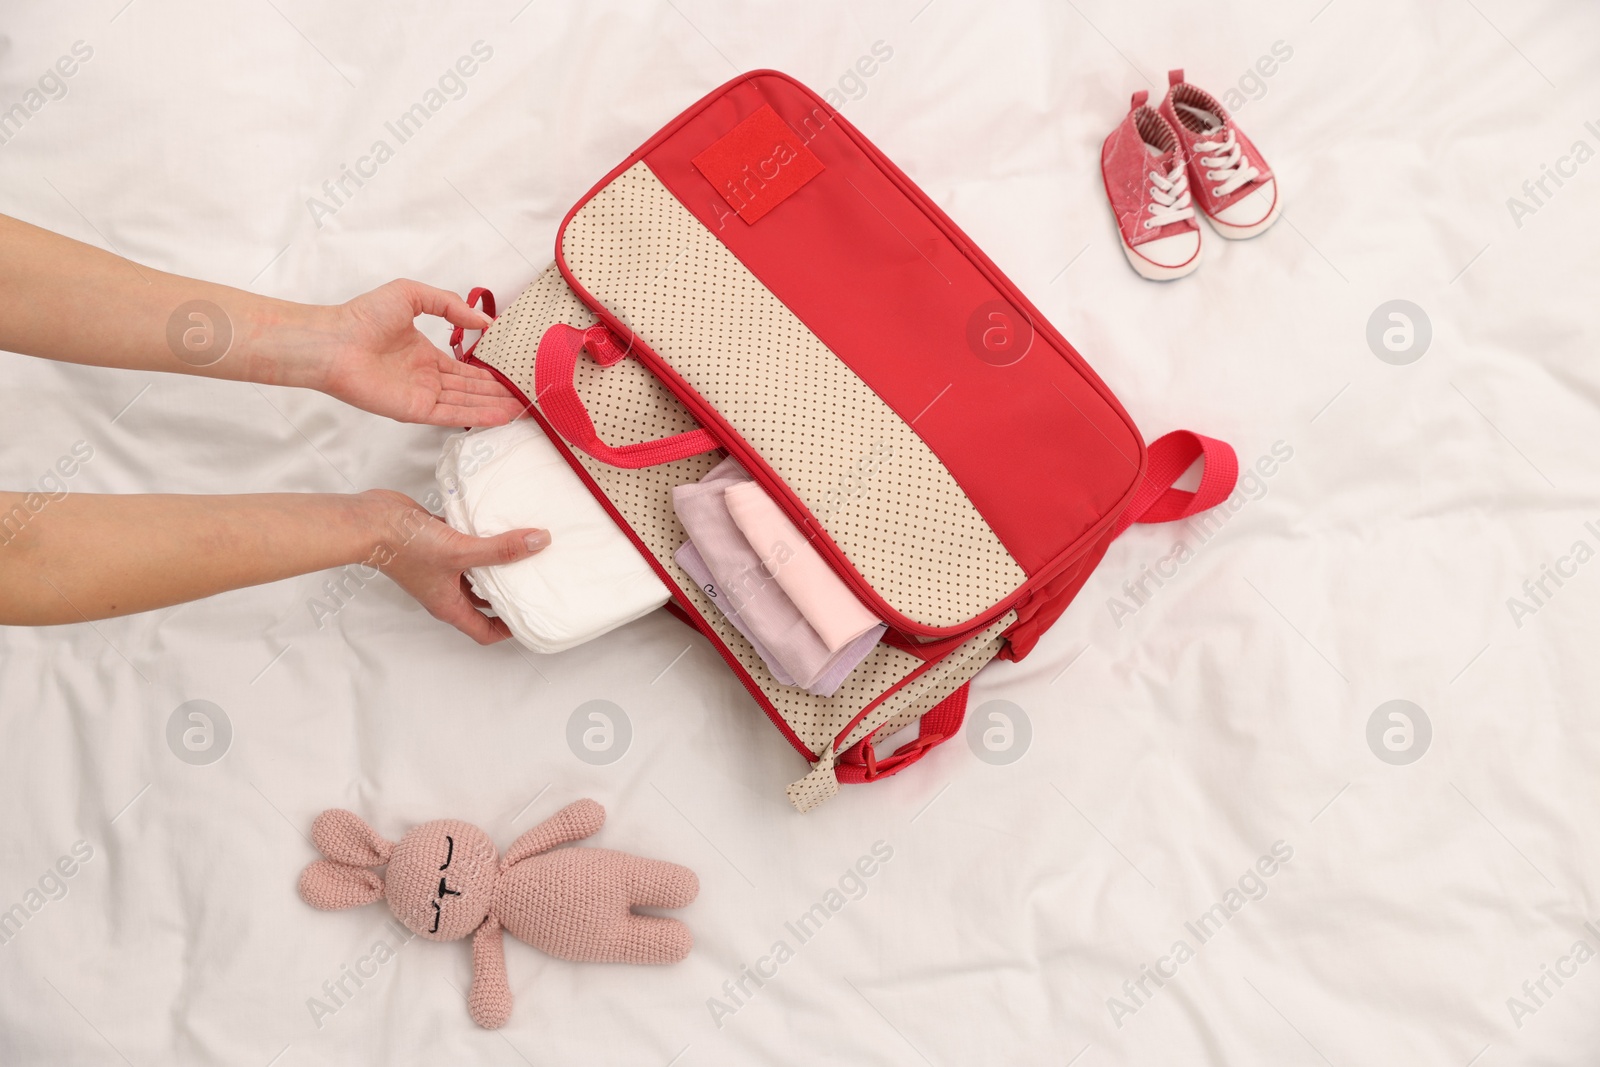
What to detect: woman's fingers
<box><xmin>439</xmin><ymin>353</ymin><xmax>502</xmax><ymax>379</ymax></box>
<box><xmin>423</xmin><ymin>347</ymin><xmax>526</xmax><ymax>427</ymax></box>
<box><xmin>430</xmin><ymin>530</ymin><xmax>548</xmax><ymax>642</ymax></box>
<box><xmin>435</xmin><ymin>388</ymin><xmax>525</xmax><ymax>413</ymax></box>
<box><xmin>398</xmin><ymin>279</ymin><xmax>492</xmax><ymax>330</ymax></box>
<box><xmin>432</xmin><ymin>591</ymin><xmax>510</xmax><ymax>645</ymax></box>
<box><xmin>425</xmin><ymin>361</ymin><xmax>526</xmax><ymax>425</ymax></box>
<box><xmin>461</xmin><ymin>575</ymin><xmax>493</xmax><ymax>610</ymax></box>
<box><xmin>423</xmin><ymin>401</ymin><xmax>523</xmax><ymax>428</ymax></box>
<box><xmin>367</xmin><ymin>490</ymin><xmax>547</xmax><ymax>644</ymax></box>
<box><xmin>437</xmin><ymin>363</ymin><xmax>517</xmax><ymax>397</ymax></box>
<box><xmin>451</xmin><ymin>527</ymin><xmax>551</xmax><ymax>570</ymax></box>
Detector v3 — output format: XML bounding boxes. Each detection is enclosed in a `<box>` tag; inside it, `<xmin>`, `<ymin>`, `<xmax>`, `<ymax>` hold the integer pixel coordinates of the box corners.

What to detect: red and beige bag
<box><xmin>457</xmin><ymin>71</ymin><xmax>1238</xmax><ymax>812</ymax></box>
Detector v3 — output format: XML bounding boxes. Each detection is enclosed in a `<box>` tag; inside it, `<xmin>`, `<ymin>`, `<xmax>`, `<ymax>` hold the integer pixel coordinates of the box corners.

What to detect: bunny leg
<box><xmin>467</xmin><ymin>917</ymin><xmax>513</xmax><ymax>1029</ymax></box>
<box><xmin>625</xmin><ymin>857</ymin><xmax>699</xmax><ymax>909</ymax></box>
<box><xmin>611</xmin><ymin>913</ymin><xmax>693</xmax><ymax>964</ymax></box>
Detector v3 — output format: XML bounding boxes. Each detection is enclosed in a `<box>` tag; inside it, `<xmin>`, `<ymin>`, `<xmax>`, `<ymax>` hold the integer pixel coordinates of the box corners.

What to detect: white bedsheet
<box><xmin>3</xmin><ymin>1</ymin><xmax>1599</xmax><ymax>1064</ymax></box>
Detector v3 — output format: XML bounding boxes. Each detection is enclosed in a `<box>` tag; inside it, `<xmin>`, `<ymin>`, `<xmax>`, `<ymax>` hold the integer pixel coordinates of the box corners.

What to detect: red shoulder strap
<box><xmin>1113</xmin><ymin>430</ymin><xmax>1237</xmax><ymax>537</ymax></box>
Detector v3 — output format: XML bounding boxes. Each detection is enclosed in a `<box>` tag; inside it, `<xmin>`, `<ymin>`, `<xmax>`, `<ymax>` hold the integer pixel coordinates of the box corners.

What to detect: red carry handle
<box><xmin>532</xmin><ymin>322</ymin><xmax>720</xmax><ymax>469</ymax></box>
<box><xmin>1112</xmin><ymin>430</ymin><xmax>1237</xmax><ymax>537</ymax></box>
<box><xmin>835</xmin><ymin>683</ymin><xmax>970</xmax><ymax>784</ymax></box>
<box><xmin>449</xmin><ymin>287</ymin><xmax>497</xmax><ymax>359</ymax></box>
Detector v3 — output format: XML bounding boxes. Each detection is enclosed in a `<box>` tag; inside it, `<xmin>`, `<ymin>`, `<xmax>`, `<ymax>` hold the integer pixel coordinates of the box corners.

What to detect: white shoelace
<box><xmin>1144</xmin><ymin>161</ymin><xmax>1194</xmax><ymax>230</ymax></box>
<box><xmin>1193</xmin><ymin>126</ymin><xmax>1260</xmax><ymax>197</ymax></box>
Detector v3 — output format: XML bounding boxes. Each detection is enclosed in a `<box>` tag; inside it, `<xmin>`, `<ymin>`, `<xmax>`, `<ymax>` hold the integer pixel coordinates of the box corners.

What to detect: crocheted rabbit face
<box><xmin>296</xmin><ymin>810</ymin><xmax>500</xmax><ymax>941</ymax></box>
<box><xmin>385</xmin><ymin>820</ymin><xmax>499</xmax><ymax>941</ymax></box>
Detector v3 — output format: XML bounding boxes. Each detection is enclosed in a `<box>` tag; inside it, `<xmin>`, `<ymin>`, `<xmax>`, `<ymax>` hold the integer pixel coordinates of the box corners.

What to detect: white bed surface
<box><xmin>2</xmin><ymin>1</ymin><xmax>1599</xmax><ymax>1063</ymax></box>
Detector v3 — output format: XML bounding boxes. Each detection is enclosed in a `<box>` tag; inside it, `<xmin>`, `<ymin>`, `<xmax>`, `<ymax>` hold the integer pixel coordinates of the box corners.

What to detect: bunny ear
<box><xmin>299</xmin><ymin>859</ymin><xmax>385</xmax><ymax>910</ymax></box>
<box><xmin>311</xmin><ymin>809</ymin><xmax>394</xmax><ymax>867</ymax></box>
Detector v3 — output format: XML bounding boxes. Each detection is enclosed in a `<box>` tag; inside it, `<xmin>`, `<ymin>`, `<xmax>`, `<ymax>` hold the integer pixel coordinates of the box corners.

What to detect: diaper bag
<box><xmin>457</xmin><ymin>70</ymin><xmax>1238</xmax><ymax>812</ymax></box>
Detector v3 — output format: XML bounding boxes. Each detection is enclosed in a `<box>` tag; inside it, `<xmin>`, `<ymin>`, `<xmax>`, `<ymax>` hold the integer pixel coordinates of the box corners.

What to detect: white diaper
<box><xmin>436</xmin><ymin>422</ymin><xmax>669</xmax><ymax>653</ymax></box>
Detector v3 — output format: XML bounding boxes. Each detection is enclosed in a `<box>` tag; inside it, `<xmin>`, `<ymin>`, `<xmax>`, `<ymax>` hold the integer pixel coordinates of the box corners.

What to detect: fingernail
<box><xmin>524</xmin><ymin>530</ymin><xmax>551</xmax><ymax>552</ymax></box>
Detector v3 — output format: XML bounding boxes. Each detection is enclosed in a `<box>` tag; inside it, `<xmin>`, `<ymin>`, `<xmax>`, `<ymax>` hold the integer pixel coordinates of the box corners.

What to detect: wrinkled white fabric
<box><xmin>2</xmin><ymin>2</ymin><xmax>1598</xmax><ymax>1065</ymax></box>
<box><xmin>437</xmin><ymin>422</ymin><xmax>667</xmax><ymax>653</ymax></box>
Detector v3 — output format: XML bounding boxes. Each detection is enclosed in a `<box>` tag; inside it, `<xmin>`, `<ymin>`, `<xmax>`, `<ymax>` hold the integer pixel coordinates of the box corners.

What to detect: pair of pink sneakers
<box><xmin>1101</xmin><ymin>69</ymin><xmax>1280</xmax><ymax>281</ymax></box>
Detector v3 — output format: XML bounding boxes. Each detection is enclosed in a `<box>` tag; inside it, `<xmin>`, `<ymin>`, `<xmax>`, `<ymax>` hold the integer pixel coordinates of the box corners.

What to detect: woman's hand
<box><xmin>313</xmin><ymin>279</ymin><xmax>528</xmax><ymax>428</ymax></box>
<box><xmin>0</xmin><ymin>216</ymin><xmax>526</xmax><ymax>428</ymax></box>
<box><xmin>361</xmin><ymin>490</ymin><xmax>549</xmax><ymax>644</ymax></box>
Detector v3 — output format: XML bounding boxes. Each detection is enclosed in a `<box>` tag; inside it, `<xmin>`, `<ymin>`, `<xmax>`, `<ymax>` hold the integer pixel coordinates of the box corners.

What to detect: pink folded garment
<box><xmin>722</xmin><ymin>480</ymin><xmax>881</xmax><ymax>652</ymax></box>
<box><xmin>672</xmin><ymin>459</ymin><xmax>884</xmax><ymax>695</ymax></box>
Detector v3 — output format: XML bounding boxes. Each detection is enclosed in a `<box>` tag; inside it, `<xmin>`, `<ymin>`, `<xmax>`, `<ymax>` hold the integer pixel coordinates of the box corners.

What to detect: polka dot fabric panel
<box><xmin>473</xmin><ymin>265</ymin><xmax>1005</xmax><ymax>760</ymax></box>
<box><xmin>559</xmin><ymin>162</ymin><xmax>1028</xmax><ymax>631</ymax></box>
<box><xmin>833</xmin><ymin>613</ymin><xmax>1013</xmax><ymax>756</ymax></box>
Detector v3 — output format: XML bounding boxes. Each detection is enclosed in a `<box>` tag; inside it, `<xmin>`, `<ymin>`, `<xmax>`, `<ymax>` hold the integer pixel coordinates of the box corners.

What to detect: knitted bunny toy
<box><xmin>298</xmin><ymin>798</ymin><xmax>697</xmax><ymax>1028</ymax></box>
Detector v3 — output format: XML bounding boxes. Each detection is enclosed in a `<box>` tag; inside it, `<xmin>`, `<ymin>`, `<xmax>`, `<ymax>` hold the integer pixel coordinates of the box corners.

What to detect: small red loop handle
<box><xmin>450</xmin><ymin>287</ymin><xmax>497</xmax><ymax>359</ymax></box>
<box><xmin>532</xmin><ymin>323</ymin><xmax>719</xmax><ymax>469</ymax></box>
<box><xmin>1112</xmin><ymin>431</ymin><xmax>1238</xmax><ymax>537</ymax></box>
<box><xmin>835</xmin><ymin>684</ymin><xmax>970</xmax><ymax>784</ymax></box>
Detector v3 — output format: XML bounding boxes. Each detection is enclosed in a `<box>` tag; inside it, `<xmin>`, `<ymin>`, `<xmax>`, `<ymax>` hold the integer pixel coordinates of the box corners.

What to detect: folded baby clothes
<box><xmin>672</xmin><ymin>459</ymin><xmax>823</xmax><ymax>679</ymax></box>
<box><xmin>722</xmin><ymin>480</ymin><xmax>881</xmax><ymax>652</ymax></box>
<box><xmin>673</xmin><ymin>541</ymin><xmax>884</xmax><ymax>697</ymax></box>
<box><xmin>437</xmin><ymin>422</ymin><xmax>669</xmax><ymax>653</ymax></box>
<box><xmin>671</xmin><ymin>459</ymin><xmax>885</xmax><ymax>696</ymax></box>
<box><xmin>672</xmin><ymin>541</ymin><xmax>797</xmax><ymax>687</ymax></box>
<box><xmin>803</xmin><ymin>623</ymin><xmax>885</xmax><ymax>697</ymax></box>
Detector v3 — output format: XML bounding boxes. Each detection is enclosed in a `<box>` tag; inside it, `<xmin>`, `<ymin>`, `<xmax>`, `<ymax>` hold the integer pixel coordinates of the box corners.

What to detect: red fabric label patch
<box><xmin>691</xmin><ymin>104</ymin><xmax>825</xmax><ymax>224</ymax></box>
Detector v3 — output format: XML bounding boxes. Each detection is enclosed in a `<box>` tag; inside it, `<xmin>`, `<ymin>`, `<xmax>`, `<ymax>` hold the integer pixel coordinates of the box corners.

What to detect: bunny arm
<box><xmin>502</xmin><ymin>799</ymin><xmax>605</xmax><ymax>868</ymax></box>
<box><xmin>467</xmin><ymin>916</ymin><xmax>513</xmax><ymax>1029</ymax></box>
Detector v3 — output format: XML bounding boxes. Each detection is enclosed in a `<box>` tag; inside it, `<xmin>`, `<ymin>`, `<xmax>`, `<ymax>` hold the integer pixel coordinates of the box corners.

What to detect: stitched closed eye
<box><xmin>431</xmin><ymin>835</ymin><xmax>462</xmax><ymax>929</ymax></box>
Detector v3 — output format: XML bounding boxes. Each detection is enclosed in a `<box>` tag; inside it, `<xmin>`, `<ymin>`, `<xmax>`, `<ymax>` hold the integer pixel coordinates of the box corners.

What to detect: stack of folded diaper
<box><xmin>437</xmin><ymin>422</ymin><xmax>670</xmax><ymax>653</ymax></box>
<box><xmin>673</xmin><ymin>458</ymin><xmax>886</xmax><ymax>697</ymax></box>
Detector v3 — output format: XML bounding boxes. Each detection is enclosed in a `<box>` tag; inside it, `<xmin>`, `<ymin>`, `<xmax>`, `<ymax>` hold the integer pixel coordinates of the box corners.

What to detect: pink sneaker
<box><xmin>1159</xmin><ymin>69</ymin><xmax>1280</xmax><ymax>238</ymax></box>
<box><xmin>1100</xmin><ymin>89</ymin><xmax>1201</xmax><ymax>280</ymax></box>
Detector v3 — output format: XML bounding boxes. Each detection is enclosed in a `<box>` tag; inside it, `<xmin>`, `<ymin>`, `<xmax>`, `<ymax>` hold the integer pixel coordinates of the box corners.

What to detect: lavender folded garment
<box><xmin>673</xmin><ymin>541</ymin><xmax>796</xmax><ymax>687</ymax></box>
<box><xmin>671</xmin><ymin>459</ymin><xmax>885</xmax><ymax>696</ymax></box>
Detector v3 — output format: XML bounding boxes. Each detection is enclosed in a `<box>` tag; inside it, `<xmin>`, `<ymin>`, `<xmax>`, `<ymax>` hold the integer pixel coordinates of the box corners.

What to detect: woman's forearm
<box><xmin>0</xmin><ymin>491</ymin><xmax>384</xmax><ymax>624</ymax></box>
<box><xmin>0</xmin><ymin>211</ymin><xmax>520</xmax><ymax>428</ymax></box>
<box><xmin>0</xmin><ymin>213</ymin><xmax>335</xmax><ymax>390</ymax></box>
<box><xmin>0</xmin><ymin>489</ymin><xmax>549</xmax><ymax>641</ymax></box>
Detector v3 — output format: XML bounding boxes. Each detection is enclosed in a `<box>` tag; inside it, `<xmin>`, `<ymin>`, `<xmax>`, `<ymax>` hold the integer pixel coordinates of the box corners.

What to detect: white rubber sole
<box><xmin>1203</xmin><ymin>190</ymin><xmax>1282</xmax><ymax>239</ymax></box>
<box><xmin>1118</xmin><ymin>238</ymin><xmax>1201</xmax><ymax>281</ymax></box>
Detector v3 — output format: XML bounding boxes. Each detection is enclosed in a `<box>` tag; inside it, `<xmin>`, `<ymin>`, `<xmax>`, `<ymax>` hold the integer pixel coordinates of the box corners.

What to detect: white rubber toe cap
<box><xmin>1207</xmin><ymin>180</ymin><xmax>1280</xmax><ymax>238</ymax></box>
<box><xmin>1138</xmin><ymin>231</ymin><xmax>1201</xmax><ymax>267</ymax></box>
<box><xmin>1123</xmin><ymin>230</ymin><xmax>1201</xmax><ymax>280</ymax></box>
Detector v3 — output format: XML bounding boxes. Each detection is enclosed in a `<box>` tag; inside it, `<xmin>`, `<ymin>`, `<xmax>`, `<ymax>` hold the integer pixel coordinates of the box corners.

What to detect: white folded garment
<box><xmin>436</xmin><ymin>422</ymin><xmax>669</xmax><ymax>653</ymax></box>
